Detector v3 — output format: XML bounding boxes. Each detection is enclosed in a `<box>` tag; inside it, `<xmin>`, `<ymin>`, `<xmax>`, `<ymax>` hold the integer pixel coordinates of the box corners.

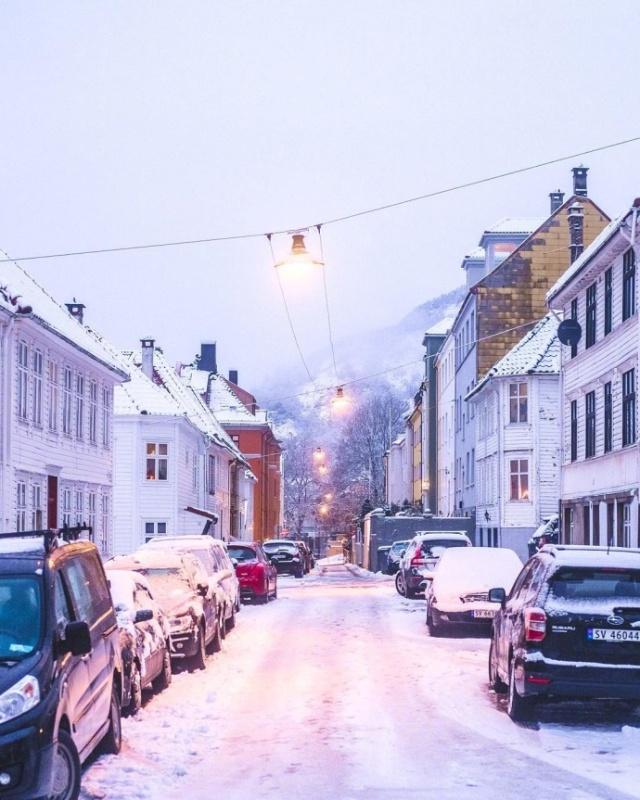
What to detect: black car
<box><xmin>0</xmin><ymin>529</ymin><xmax>122</xmax><ymax>800</ymax></box>
<box><xmin>488</xmin><ymin>544</ymin><xmax>640</xmax><ymax>722</ymax></box>
<box><xmin>263</xmin><ymin>540</ymin><xmax>304</xmax><ymax>578</ymax></box>
<box><xmin>385</xmin><ymin>540</ymin><xmax>410</xmax><ymax>574</ymax></box>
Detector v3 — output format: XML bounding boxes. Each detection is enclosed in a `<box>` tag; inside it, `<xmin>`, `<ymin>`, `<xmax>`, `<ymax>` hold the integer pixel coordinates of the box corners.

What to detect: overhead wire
<box><xmin>316</xmin><ymin>224</ymin><xmax>339</xmax><ymax>381</ymax></box>
<box><xmin>1</xmin><ymin>134</ymin><xmax>639</xmax><ymax>264</ymax></box>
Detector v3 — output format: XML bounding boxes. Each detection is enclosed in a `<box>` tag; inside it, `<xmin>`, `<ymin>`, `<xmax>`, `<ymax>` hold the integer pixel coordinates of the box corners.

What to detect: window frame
<box><xmin>604</xmin><ymin>267</ymin><xmax>613</xmax><ymax>335</ymax></box>
<box><xmin>585</xmin><ymin>390</ymin><xmax>596</xmax><ymax>458</ymax></box>
<box><xmin>146</xmin><ymin>442</ymin><xmax>169</xmax><ymax>481</ymax></box>
<box><xmin>622</xmin><ymin>248</ymin><xmax>636</xmax><ymax>323</ymax></box>
<box><xmin>622</xmin><ymin>368</ymin><xmax>636</xmax><ymax>447</ymax></box>
<box><xmin>509</xmin><ymin>458</ymin><xmax>529</xmax><ymax>502</ymax></box>
<box><xmin>17</xmin><ymin>341</ymin><xmax>29</xmax><ymax>420</ymax></box>
<box><xmin>585</xmin><ymin>283</ymin><xmax>597</xmax><ymax>348</ymax></box>
<box><xmin>509</xmin><ymin>382</ymin><xmax>528</xmax><ymax>424</ymax></box>
<box><xmin>570</xmin><ymin>298</ymin><xmax>578</xmax><ymax>358</ymax></box>
<box><xmin>570</xmin><ymin>399</ymin><xmax>578</xmax><ymax>462</ymax></box>
<box><xmin>32</xmin><ymin>349</ymin><xmax>43</xmax><ymax>426</ymax></box>
<box><xmin>604</xmin><ymin>381</ymin><xmax>612</xmax><ymax>453</ymax></box>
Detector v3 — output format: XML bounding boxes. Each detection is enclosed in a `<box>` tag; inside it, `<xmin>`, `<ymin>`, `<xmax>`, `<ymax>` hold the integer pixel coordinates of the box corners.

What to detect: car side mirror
<box><xmin>60</xmin><ymin>621</ymin><xmax>92</xmax><ymax>657</ymax></box>
<box><xmin>488</xmin><ymin>587</ymin><xmax>506</xmax><ymax>606</ymax></box>
<box><xmin>134</xmin><ymin>609</ymin><xmax>154</xmax><ymax>623</ymax></box>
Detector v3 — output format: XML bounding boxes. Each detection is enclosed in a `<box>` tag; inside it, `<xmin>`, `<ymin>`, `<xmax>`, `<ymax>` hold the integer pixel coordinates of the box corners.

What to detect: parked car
<box><xmin>263</xmin><ymin>539</ymin><xmax>305</xmax><ymax>578</ymax></box>
<box><xmin>228</xmin><ymin>542</ymin><xmax>278</xmax><ymax>603</ymax></box>
<box><xmin>488</xmin><ymin>545</ymin><xmax>640</xmax><ymax>722</ymax></box>
<box><xmin>106</xmin><ymin>569</ymin><xmax>172</xmax><ymax>714</ymax></box>
<box><xmin>386</xmin><ymin>539</ymin><xmax>410</xmax><ymax>574</ymax></box>
<box><xmin>0</xmin><ymin>529</ymin><xmax>122</xmax><ymax>800</ymax></box>
<box><xmin>142</xmin><ymin>534</ymin><xmax>240</xmax><ymax>635</ymax></box>
<box><xmin>425</xmin><ymin>547</ymin><xmax>522</xmax><ymax>636</ymax></box>
<box><xmin>107</xmin><ymin>549</ymin><xmax>220</xmax><ymax>671</ymax></box>
<box><xmin>294</xmin><ymin>540</ymin><xmax>313</xmax><ymax>573</ymax></box>
<box><xmin>395</xmin><ymin>532</ymin><xmax>472</xmax><ymax>597</ymax></box>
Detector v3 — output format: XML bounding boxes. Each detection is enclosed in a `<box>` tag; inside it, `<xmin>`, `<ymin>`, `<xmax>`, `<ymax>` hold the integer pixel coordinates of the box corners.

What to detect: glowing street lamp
<box><xmin>324</xmin><ymin>493</ymin><xmax>333</xmax><ymax>501</ymax></box>
<box><xmin>318</xmin><ymin>503</ymin><xmax>329</xmax><ymax>516</ymax></box>
<box><xmin>331</xmin><ymin>385</ymin><xmax>350</xmax><ymax>414</ymax></box>
<box><xmin>313</xmin><ymin>447</ymin><xmax>325</xmax><ymax>462</ymax></box>
<box><xmin>274</xmin><ymin>233</ymin><xmax>324</xmax><ymax>275</ymax></box>
<box><xmin>318</xmin><ymin>464</ymin><xmax>328</xmax><ymax>476</ymax></box>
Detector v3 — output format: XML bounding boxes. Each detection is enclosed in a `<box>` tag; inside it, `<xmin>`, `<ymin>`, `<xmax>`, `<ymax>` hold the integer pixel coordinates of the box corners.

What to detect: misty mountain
<box><xmin>259</xmin><ymin>285</ymin><xmax>466</xmax><ymax>408</ymax></box>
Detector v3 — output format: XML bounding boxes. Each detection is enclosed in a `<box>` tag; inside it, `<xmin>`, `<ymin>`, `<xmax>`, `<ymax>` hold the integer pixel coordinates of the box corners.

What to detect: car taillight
<box><xmin>524</xmin><ymin>608</ymin><xmax>547</xmax><ymax>643</ymax></box>
<box><xmin>411</xmin><ymin>551</ymin><xmax>424</xmax><ymax>566</ymax></box>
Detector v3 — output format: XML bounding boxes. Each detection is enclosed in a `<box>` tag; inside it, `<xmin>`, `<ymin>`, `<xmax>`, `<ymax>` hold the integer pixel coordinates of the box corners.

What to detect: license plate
<box><xmin>473</xmin><ymin>609</ymin><xmax>496</xmax><ymax>619</ymax></box>
<box><xmin>587</xmin><ymin>628</ymin><xmax>640</xmax><ymax>642</ymax></box>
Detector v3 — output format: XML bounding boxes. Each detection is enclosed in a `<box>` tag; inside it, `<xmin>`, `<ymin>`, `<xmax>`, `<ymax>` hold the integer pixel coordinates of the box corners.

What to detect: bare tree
<box><xmin>282</xmin><ymin>435</ymin><xmax>318</xmax><ymax>538</ymax></box>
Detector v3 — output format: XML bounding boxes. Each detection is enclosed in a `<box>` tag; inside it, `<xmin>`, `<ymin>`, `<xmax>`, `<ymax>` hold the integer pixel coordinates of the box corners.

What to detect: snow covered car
<box><xmin>294</xmin><ymin>541</ymin><xmax>313</xmax><ymax>573</ymax></box>
<box><xmin>106</xmin><ymin>569</ymin><xmax>172</xmax><ymax>714</ymax></box>
<box><xmin>107</xmin><ymin>549</ymin><xmax>221</xmax><ymax>671</ymax></box>
<box><xmin>228</xmin><ymin>542</ymin><xmax>277</xmax><ymax>603</ymax></box>
<box><xmin>488</xmin><ymin>545</ymin><xmax>640</xmax><ymax>722</ymax></box>
<box><xmin>263</xmin><ymin>540</ymin><xmax>305</xmax><ymax>578</ymax></box>
<box><xmin>425</xmin><ymin>547</ymin><xmax>522</xmax><ymax>636</ymax></box>
<box><xmin>395</xmin><ymin>532</ymin><xmax>472</xmax><ymax>597</ymax></box>
<box><xmin>142</xmin><ymin>534</ymin><xmax>240</xmax><ymax>636</ymax></box>
<box><xmin>385</xmin><ymin>539</ymin><xmax>410</xmax><ymax>574</ymax></box>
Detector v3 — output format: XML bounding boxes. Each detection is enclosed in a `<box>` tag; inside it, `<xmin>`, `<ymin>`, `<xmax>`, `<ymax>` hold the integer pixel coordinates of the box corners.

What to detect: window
<box><xmin>570</xmin><ymin>400</ymin><xmax>578</xmax><ymax>462</ymax></box>
<box><xmin>62</xmin><ymin>368</ymin><xmax>72</xmax><ymax>435</ymax></box>
<box><xmin>208</xmin><ymin>455</ymin><xmax>216</xmax><ymax>494</ymax></box>
<box><xmin>192</xmin><ymin>453</ymin><xmax>198</xmax><ymax>490</ymax></box>
<box><xmin>54</xmin><ymin>573</ymin><xmax>74</xmax><ymax>631</ymax></box>
<box><xmin>87</xmin><ymin>491</ymin><xmax>96</xmax><ymax>533</ymax></box>
<box><xmin>100</xmin><ymin>494</ymin><xmax>109</xmax><ymax>554</ymax></box>
<box><xmin>32</xmin><ymin>349</ymin><xmax>43</xmax><ymax>425</ymax></box>
<box><xmin>146</xmin><ymin>443</ymin><xmax>168</xmax><ymax>480</ymax></box>
<box><xmin>623</xmin><ymin>503</ymin><xmax>632</xmax><ymax>548</ymax></box>
<box><xmin>604</xmin><ymin>267</ymin><xmax>613</xmax><ymax>335</ymax></box>
<box><xmin>570</xmin><ymin>298</ymin><xmax>578</xmax><ymax>358</ymax></box>
<box><xmin>62</xmin><ymin>488</ymin><xmax>72</xmax><ymax>527</ymax></box>
<box><xmin>17</xmin><ymin>341</ymin><xmax>28</xmax><ymax>419</ymax></box>
<box><xmin>16</xmin><ymin>481</ymin><xmax>27</xmax><ymax>531</ymax></box>
<box><xmin>465</xmin><ymin>452</ymin><xmax>469</xmax><ymax>488</ymax></box>
<box><xmin>89</xmin><ymin>381</ymin><xmax>97</xmax><ymax>443</ymax></box>
<box><xmin>48</xmin><ymin>362</ymin><xmax>58</xmax><ymax>431</ymax></box>
<box><xmin>585</xmin><ymin>283</ymin><xmax>596</xmax><ymax>348</ymax></box>
<box><xmin>623</xmin><ymin>248</ymin><xmax>636</xmax><ymax>322</ymax></box>
<box><xmin>509</xmin><ymin>383</ymin><xmax>528</xmax><ymax>423</ymax></box>
<box><xmin>585</xmin><ymin>390</ymin><xmax>596</xmax><ymax>458</ymax></box>
<box><xmin>102</xmin><ymin>387</ymin><xmax>111</xmax><ymax>448</ymax></box>
<box><xmin>470</xmin><ymin>448</ymin><xmax>475</xmax><ymax>485</ymax></box>
<box><xmin>623</xmin><ymin>368</ymin><xmax>636</xmax><ymax>446</ymax></box>
<box><xmin>144</xmin><ymin>521</ymin><xmax>167</xmax><ymax>542</ymax></box>
<box><xmin>30</xmin><ymin>484</ymin><xmax>42</xmax><ymax>529</ymax></box>
<box><xmin>64</xmin><ymin>555</ymin><xmax>111</xmax><ymax>625</ymax></box>
<box><xmin>510</xmin><ymin>459</ymin><xmax>529</xmax><ymax>501</ymax></box>
<box><xmin>75</xmin><ymin>489</ymin><xmax>83</xmax><ymax>525</ymax></box>
<box><xmin>603</xmin><ymin>382</ymin><xmax>612</xmax><ymax>453</ymax></box>
<box><xmin>75</xmin><ymin>374</ymin><xmax>84</xmax><ymax>439</ymax></box>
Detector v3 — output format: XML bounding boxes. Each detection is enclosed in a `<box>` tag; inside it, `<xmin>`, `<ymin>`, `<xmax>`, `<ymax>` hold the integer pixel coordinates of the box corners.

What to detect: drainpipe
<box><xmin>496</xmin><ymin>383</ymin><xmax>503</xmax><ymax>546</ymax></box>
<box><xmin>1</xmin><ymin>317</ymin><xmax>16</xmax><ymax>532</ymax></box>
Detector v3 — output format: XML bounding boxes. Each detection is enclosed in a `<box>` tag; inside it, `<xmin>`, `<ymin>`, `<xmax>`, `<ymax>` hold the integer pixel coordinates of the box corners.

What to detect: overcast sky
<box><xmin>1</xmin><ymin>2</ymin><xmax>639</xmax><ymax>389</ymax></box>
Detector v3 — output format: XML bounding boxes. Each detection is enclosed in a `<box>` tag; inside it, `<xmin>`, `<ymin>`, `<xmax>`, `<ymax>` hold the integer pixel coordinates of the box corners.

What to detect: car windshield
<box><xmin>549</xmin><ymin>568</ymin><xmax>640</xmax><ymax>600</ymax></box>
<box><xmin>264</xmin><ymin>542</ymin><xmax>296</xmax><ymax>552</ymax></box>
<box><xmin>421</xmin><ymin>540</ymin><xmax>468</xmax><ymax>558</ymax></box>
<box><xmin>0</xmin><ymin>576</ymin><xmax>42</xmax><ymax>660</ymax></box>
<box><xmin>228</xmin><ymin>546</ymin><xmax>256</xmax><ymax>562</ymax></box>
<box><xmin>390</xmin><ymin>542</ymin><xmax>407</xmax><ymax>554</ymax></box>
<box><xmin>137</xmin><ymin>568</ymin><xmax>190</xmax><ymax>603</ymax></box>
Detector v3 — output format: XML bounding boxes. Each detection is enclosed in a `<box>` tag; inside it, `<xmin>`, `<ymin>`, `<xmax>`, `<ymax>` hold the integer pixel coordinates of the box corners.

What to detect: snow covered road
<box><xmin>81</xmin><ymin>563</ymin><xmax>640</xmax><ymax>800</ymax></box>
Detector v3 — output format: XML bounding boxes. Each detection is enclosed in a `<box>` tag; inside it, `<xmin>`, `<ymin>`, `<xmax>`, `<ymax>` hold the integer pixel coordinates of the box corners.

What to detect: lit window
<box><xmin>509</xmin><ymin>459</ymin><xmax>529</xmax><ymax>501</ymax></box>
<box><xmin>146</xmin><ymin>443</ymin><xmax>168</xmax><ymax>480</ymax></box>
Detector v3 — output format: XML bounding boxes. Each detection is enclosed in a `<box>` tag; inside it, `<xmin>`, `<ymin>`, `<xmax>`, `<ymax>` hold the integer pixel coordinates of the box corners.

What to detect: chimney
<box><xmin>199</xmin><ymin>342</ymin><xmax>217</xmax><ymax>373</ymax></box>
<box><xmin>572</xmin><ymin>166</ymin><xmax>588</xmax><ymax>197</ymax></box>
<box><xmin>229</xmin><ymin>369</ymin><xmax>238</xmax><ymax>385</ymax></box>
<box><xmin>141</xmin><ymin>338</ymin><xmax>155</xmax><ymax>379</ymax></box>
<box><xmin>65</xmin><ymin>301</ymin><xmax>85</xmax><ymax>324</ymax></box>
<box><xmin>568</xmin><ymin>203</ymin><xmax>584</xmax><ymax>263</ymax></box>
<box><xmin>549</xmin><ymin>190</ymin><xmax>564</xmax><ymax>213</ymax></box>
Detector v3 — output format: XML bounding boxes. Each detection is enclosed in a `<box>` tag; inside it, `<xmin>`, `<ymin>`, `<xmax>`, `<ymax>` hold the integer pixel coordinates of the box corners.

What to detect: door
<box><xmin>47</xmin><ymin>476</ymin><xmax>58</xmax><ymax>529</ymax></box>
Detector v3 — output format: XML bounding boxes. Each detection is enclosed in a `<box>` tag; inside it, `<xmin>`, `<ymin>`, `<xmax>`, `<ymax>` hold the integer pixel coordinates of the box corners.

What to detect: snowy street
<box><xmin>79</xmin><ymin>562</ymin><xmax>640</xmax><ymax>800</ymax></box>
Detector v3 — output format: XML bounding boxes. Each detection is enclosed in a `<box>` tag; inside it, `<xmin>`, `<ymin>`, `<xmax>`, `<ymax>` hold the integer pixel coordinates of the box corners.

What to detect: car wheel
<box><xmin>50</xmin><ymin>729</ymin><xmax>81</xmax><ymax>800</ymax></box>
<box><xmin>395</xmin><ymin>572</ymin><xmax>406</xmax><ymax>597</ymax></box>
<box><xmin>488</xmin><ymin>639</ymin><xmax>506</xmax><ymax>693</ymax></box>
<box><xmin>126</xmin><ymin>663</ymin><xmax>143</xmax><ymax>716</ymax></box>
<box><xmin>507</xmin><ymin>657</ymin><xmax>534</xmax><ymax>722</ymax></box>
<box><xmin>153</xmin><ymin>645</ymin><xmax>172</xmax><ymax>693</ymax></box>
<box><xmin>235</xmin><ymin>595</ymin><xmax>242</xmax><ymax>613</ymax></box>
<box><xmin>219</xmin><ymin>608</ymin><xmax>227</xmax><ymax>640</ymax></box>
<box><xmin>227</xmin><ymin>606</ymin><xmax>236</xmax><ymax>631</ymax></box>
<box><xmin>190</xmin><ymin>626</ymin><xmax>207</xmax><ymax>670</ymax></box>
<box><xmin>426</xmin><ymin>609</ymin><xmax>441</xmax><ymax>637</ymax></box>
<box><xmin>100</xmin><ymin>684</ymin><xmax>122</xmax><ymax>755</ymax></box>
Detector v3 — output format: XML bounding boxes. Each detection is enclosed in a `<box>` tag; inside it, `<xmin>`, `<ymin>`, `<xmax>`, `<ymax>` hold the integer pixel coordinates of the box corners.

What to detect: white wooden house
<box><xmin>0</xmin><ymin>255</ymin><xmax>128</xmax><ymax>553</ymax></box>
<box><xmin>468</xmin><ymin>314</ymin><xmax>561</xmax><ymax>559</ymax></box>
<box><xmin>547</xmin><ymin>200</ymin><xmax>640</xmax><ymax>547</ymax></box>
<box><xmin>112</xmin><ymin>339</ymin><xmax>255</xmax><ymax>554</ymax></box>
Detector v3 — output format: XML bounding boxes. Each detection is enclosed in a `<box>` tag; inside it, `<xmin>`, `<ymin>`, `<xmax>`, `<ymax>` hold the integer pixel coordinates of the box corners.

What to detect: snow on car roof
<box><xmin>144</xmin><ymin>535</ymin><xmax>225</xmax><ymax>550</ymax></box>
<box><xmin>107</xmin><ymin>549</ymin><xmax>186</xmax><ymax>571</ymax></box>
<box><xmin>413</xmin><ymin>531</ymin><xmax>471</xmax><ymax>541</ymax></box>
<box><xmin>432</xmin><ymin>547</ymin><xmax>522</xmax><ymax>592</ymax></box>
<box><xmin>544</xmin><ymin>545</ymin><xmax>640</xmax><ymax>569</ymax></box>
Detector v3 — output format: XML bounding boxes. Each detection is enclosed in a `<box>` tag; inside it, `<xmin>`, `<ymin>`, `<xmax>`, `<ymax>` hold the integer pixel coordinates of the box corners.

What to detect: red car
<box><xmin>228</xmin><ymin>542</ymin><xmax>277</xmax><ymax>604</ymax></box>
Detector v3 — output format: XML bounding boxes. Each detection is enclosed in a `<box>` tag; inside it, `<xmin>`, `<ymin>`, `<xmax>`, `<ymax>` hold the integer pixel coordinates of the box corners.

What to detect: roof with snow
<box><xmin>547</xmin><ymin>207</ymin><xmax>632</xmax><ymax>302</ymax></box>
<box><xmin>425</xmin><ymin>316</ymin><xmax>456</xmax><ymax>336</ymax></box>
<box><xmin>482</xmin><ymin>217</ymin><xmax>544</xmax><ymax>237</ymax></box>
<box><xmin>463</xmin><ymin>246</ymin><xmax>485</xmax><ymax>261</ymax></box>
<box><xmin>468</xmin><ymin>314</ymin><xmax>559</xmax><ymax>399</ymax></box>
<box><xmin>0</xmin><ymin>251</ymin><xmax>127</xmax><ymax>376</ymax></box>
<box><xmin>185</xmin><ymin>368</ymin><xmax>269</xmax><ymax>426</ymax></box>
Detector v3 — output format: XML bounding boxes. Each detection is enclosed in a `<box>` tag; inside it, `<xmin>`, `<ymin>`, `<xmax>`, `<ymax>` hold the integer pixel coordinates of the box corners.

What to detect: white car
<box><xmin>142</xmin><ymin>535</ymin><xmax>240</xmax><ymax>636</ymax></box>
<box><xmin>425</xmin><ymin>547</ymin><xmax>522</xmax><ymax>636</ymax></box>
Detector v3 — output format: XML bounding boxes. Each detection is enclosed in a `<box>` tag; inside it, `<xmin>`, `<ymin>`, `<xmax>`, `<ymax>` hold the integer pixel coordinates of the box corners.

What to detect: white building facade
<box><xmin>435</xmin><ymin>329</ymin><xmax>456</xmax><ymax>515</ymax></box>
<box><xmin>384</xmin><ymin>434</ymin><xmax>411</xmax><ymax>507</ymax></box>
<box><xmin>112</xmin><ymin>340</ymin><xmax>255</xmax><ymax>555</ymax></box>
<box><xmin>468</xmin><ymin>314</ymin><xmax>561</xmax><ymax>560</ymax></box>
<box><xmin>0</xmin><ymin>260</ymin><xmax>127</xmax><ymax>554</ymax></box>
<box><xmin>547</xmin><ymin>201</ymin><xmax>640</xmax><ymax>548</ymax></box>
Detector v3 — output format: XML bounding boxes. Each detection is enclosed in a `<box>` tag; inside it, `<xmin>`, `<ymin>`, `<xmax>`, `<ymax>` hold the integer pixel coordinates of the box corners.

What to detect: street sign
<box><xmin>557</xmin><ymin>318</ymin><xmax>582</xmax><ymax>347</ymax></box>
